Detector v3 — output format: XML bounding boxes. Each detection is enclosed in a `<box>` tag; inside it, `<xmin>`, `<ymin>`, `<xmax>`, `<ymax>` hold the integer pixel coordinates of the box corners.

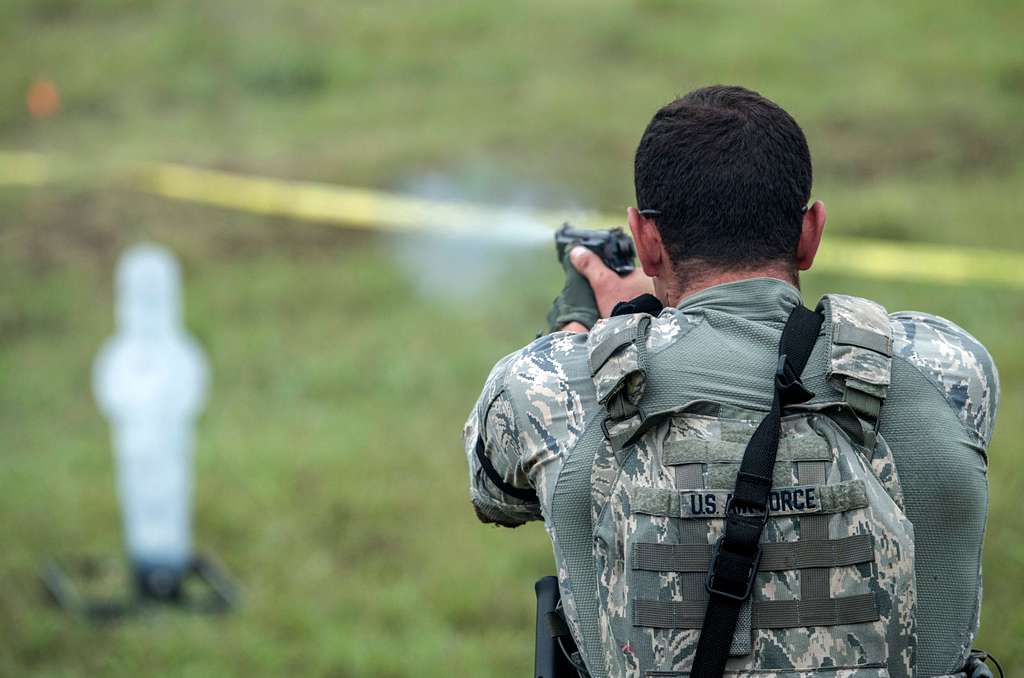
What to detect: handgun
<box><xmin>554</xmin><ymin>223</ymin><xmax>636</xmax><ymax>276</ymax></box>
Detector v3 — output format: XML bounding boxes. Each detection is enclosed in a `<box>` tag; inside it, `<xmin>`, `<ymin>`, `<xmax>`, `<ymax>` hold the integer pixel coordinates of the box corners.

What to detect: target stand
<box><xmin>40</xmin><ymin>553</ymin><xmax>238</xmax><ymax>622</ymax></box>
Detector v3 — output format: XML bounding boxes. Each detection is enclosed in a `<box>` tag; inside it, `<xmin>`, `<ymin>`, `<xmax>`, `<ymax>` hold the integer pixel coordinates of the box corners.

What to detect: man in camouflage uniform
<box><xmin>463</xmin><ymin>86</ymin><xmax>998</xmax><ymax>677</ymax></box>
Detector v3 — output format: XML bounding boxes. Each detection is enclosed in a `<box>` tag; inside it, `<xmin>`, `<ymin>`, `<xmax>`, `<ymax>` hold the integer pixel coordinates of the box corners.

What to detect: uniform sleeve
<box><xmin>463</xmin><ymin>331</ymin><xmax>595</xmax><ymax>527</ymax></box>
<box><xmin>890</xmin><ymin>312</ymin><xmax>1000</xmax><ymax>450</ymax></box>
<box><xmin>463</xmin><ymin>351</ymin><xmax>540</xmax><ymax>527</ymax></box>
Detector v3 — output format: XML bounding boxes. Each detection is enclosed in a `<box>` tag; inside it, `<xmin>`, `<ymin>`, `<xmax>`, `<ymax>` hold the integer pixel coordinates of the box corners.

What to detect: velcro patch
<box><xmin>663</xmin><ymin>434</ymin><xmax>831</xmax><ymax>465</ymax></box>
<box><xmin>632</xmin><ymin>479</ymin><xmax>868</xmax><ymax>519</ymax></box>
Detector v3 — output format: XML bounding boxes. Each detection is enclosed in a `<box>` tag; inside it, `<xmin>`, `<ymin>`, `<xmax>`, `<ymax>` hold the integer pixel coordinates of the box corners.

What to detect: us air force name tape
<box><xmin>632</xmin><ymin>479</ymin><xmax>868</xmax><ymax>519</ymax></box>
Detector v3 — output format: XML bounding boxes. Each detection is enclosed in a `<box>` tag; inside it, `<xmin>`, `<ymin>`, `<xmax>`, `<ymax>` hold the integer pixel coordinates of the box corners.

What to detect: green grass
<box><xmin>1</xmin><ymin>1</ymin><xmax>1023</xmax><ymax>675</ymax></box>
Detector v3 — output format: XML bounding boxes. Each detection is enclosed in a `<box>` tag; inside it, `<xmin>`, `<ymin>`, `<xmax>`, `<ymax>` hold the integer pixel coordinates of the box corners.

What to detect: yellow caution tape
<box><xmin>0</xmin><ymin>151</ymin><xmax>53</xmax><ymax>186</ymax></box>
<box><xmin>814</xmin><ymin>237</ymin><xmax>1024</xmax><ymax>288</ymax></box>
<box><xmin>2</xmin><ymin>151</ymin><xmax>1022</xmax><ymax>288</ymax></box>
<box><xmin>140</xmin><ymin>162</ymin><xmax>608</xmax><ymax>236</ymax></box>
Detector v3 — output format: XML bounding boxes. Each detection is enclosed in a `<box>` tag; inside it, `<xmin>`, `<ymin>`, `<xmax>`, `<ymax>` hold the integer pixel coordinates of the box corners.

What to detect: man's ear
<box><xmin>627</xmin><ymin>207</ymin><xmax>667</xmax><ymax>277</ymax></box>
<box><xmin>795</xmin><ymin>200</ymin><xmax>826</xmax><ymax>271</ymax></box>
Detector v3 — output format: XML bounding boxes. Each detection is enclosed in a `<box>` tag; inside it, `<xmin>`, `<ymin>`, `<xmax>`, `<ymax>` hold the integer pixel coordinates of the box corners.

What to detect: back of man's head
<box><xmin>634</xmin><ymin>86</ymin><xmax>812</xmax><ymax>284</ymax></box>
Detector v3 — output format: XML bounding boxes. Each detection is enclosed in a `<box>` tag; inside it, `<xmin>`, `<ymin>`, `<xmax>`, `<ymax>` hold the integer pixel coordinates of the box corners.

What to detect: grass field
<box><xmin>1</xmin><ymin>1</ymin><xmax>1022</xmax><ymax>676</ymax></box>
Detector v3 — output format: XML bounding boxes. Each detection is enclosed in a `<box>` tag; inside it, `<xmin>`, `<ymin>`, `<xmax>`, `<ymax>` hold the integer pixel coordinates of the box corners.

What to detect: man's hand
<box><xmin>561</xmin><ymin>246</ymin><xmax>655</xmax><ymax>333</ymax></box>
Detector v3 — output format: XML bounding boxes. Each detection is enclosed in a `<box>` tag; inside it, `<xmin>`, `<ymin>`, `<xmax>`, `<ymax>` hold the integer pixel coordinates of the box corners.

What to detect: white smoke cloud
<box><xmin>388</xmin><ymin>170</ymin><xmax>575</xmax><ymax>301</ymax></box>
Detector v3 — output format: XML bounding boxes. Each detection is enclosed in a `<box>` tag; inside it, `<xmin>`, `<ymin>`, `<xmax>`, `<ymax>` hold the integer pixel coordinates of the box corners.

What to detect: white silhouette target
<box><xmin>93</xmin><ymin>244</ymin><xmax>208</xmax><ymax>582</ymax></box>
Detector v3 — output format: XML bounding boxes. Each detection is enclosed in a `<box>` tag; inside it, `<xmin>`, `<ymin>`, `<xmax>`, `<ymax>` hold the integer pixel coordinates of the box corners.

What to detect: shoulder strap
<box><xmin>691</xmin><ymin>305</ymin><xmax>823</xmax><ymax>678</ymax></box>
<box><xmin>588</xmin><ymin>313</ymin><xmax>653</xmax><ymax>435</ymax></box>
<box><xmin>816</xmin><ymin>294</ymin><xmax>893</xmax><ymax>446</ymax></box>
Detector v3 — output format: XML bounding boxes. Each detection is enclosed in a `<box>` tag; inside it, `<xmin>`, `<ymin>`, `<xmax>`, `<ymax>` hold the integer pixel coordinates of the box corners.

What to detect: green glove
<box><xmin>546</xmin><ymin>249</ymin><xmax>599</xmax><ymax>332</ymax></box>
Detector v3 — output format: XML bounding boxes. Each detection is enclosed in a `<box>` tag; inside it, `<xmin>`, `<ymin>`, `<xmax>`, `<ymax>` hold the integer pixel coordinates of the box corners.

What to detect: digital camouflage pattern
<box><xmin>822</xmin><ymin>294</ymin><xmax>893</xmax><ymax>398</ymax></box>
<box><xmin>463</xmin><ymin>329</ymin><xmax>595</xmax><ymax>642</ymax></box>
<box><xmin>891</xmin><ymin>312</ymin><xmax>999</xmax><ymax>449</ymax></box>
<box><xmin>465</xmin><ymin>331</ymin><xmax>592</xmax><ymax>514</ymax></box>
<box><xmin>891</xmin><ymin>311</ymin><xmax>999</xmax><ymax>666</ymax></box>
<box><xmin>463</xmin><ymin>280</ymin><xmax>998</xmax><ymax>677</ymax></box>
<box><xmin>588</xmin><ymin>296</ymin><xmax>915</xmax><ymax>678</ymax></box>
<box><xmin>592</xmin><ymin>413</ymin><xmax>917</xmax><ymax>677</ymax></box>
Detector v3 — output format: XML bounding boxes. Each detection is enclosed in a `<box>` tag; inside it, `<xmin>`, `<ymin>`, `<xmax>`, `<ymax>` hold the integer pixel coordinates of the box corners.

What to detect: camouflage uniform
<box><xmin>464</xmin><ymin>278</ymin><xmax>998</xmax><ymax>677</ymax></box>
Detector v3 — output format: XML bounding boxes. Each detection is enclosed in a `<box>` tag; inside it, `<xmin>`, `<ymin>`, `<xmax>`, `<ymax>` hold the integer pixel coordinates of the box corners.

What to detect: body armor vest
<box><xmin>550</xmin><ymin>295</ymin><xmax>920</xmax><ymax>678</ymax></box>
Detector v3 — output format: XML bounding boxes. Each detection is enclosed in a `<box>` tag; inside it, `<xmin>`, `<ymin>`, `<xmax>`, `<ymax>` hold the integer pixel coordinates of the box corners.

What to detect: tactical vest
<box><xmin>556</xmin><ymin>294</ymin><xmax>920</xmax><ymax>678</ymax></box>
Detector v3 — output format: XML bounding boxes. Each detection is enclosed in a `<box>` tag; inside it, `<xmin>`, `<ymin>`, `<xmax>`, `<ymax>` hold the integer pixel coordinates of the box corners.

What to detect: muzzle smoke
<box><xmin>389</xmin><ymin>172</ymin><xmax>578</xmax><ymax>301</ymax></box>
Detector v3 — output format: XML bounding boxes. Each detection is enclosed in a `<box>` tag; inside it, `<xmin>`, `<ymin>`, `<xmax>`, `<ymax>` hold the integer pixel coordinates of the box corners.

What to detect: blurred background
<box><xmin>1</xmin><ymin>1</ymin><xmax>1022</xmax><ymax>676</ymax></box>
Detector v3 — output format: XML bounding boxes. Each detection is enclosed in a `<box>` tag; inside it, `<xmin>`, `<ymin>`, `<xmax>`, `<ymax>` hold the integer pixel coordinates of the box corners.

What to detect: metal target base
<box><xmin>40</xmin><ymin>553</ymin><xmax>238</xmax><ymax>622</ymax></box>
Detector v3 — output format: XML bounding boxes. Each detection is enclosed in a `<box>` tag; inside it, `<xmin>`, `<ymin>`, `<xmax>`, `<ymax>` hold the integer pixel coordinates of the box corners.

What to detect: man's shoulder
<box><xmin>480</xmin><ymin>331</ymin><xmax>598</xmax><ymax>485</ymax></box>
<box><xmin>490</xmin><ymin>330</ymin><xmax>594</xmax><ymax>415</ymax></box>
<box><xmin>589</xmin><ymin>307</ymin><xmax>702</xmax><ymax>356</ymax></box>
<box><xmin>888</xmin><ymin>310</ymin><xmax>1000</xmax><ymax>446</ymax></box>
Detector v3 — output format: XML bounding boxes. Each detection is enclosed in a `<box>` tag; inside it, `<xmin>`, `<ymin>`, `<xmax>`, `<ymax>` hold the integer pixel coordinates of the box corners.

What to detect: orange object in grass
<box><xmin>27</xmin><ymin>80</ymin><xmax>60</xmax><ymax>119</ymax></box>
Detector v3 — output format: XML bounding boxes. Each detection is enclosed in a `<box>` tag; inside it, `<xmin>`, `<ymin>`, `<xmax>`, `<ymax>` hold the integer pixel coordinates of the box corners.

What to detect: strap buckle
<box><xmin>705</xmin><ymin>495</ymin><xmax>767</xmax><ymax>602</ymax></box>
<box><xmin>775</xmin><ymin>353</ymin><xmax>814</xmax><ymax>405</ymax></box>
<box><xmin>705</xmin><ymin>533</ymin><xmax>763</xmax><ymax>601</ymax></box>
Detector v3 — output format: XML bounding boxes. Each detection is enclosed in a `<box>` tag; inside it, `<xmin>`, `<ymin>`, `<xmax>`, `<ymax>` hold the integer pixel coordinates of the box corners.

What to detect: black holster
<box><xmin>534</xmin><ymin>576</ymin><xmax>583</xmax><ymax>678</ymax></box>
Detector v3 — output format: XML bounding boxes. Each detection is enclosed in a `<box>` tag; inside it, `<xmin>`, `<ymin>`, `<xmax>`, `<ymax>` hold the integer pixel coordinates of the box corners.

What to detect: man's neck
<box><xmin>660</xmin><ymin>265</ymin><xmax>798</xmax><ymax>308</ymax></box>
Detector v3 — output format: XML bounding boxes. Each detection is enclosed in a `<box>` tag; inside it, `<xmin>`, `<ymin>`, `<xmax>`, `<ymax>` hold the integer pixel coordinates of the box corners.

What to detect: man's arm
<box><xmin>891</xmin><ymin>311</ymin><xmax>1000</xmax><ymax>449</ymax></box>
<box><xmin>884</xmin><ymin>311</ymin><xmax>999</xmax><ymax>673</ymax></box>
<box><xmin>463</xmin><ymin>332</ymin><xmax>597</xmax><ymax>526</ymax></box>
<box><xmin>463</xmin><ymin>241</ymin><xmax>650</xmax><ymax>525</ymax></box>
<box><xmin>463</xmin><ymin>352</ymin><xmax>541</xmax><ymax>527</ymax></box>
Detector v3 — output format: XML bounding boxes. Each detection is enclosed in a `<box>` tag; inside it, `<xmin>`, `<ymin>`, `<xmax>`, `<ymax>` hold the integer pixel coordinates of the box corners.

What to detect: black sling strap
<box><xmin>690</xmin><ymin>305</ymin><xmax>823</xmax><ymax>678</ymax></box>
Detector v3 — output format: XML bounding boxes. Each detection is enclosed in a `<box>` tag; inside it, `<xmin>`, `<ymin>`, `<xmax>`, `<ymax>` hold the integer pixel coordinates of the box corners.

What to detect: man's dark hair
<box><xmin>634</xmin><ymin>85</ymin><xmax>812</xmax><ymax>279</ymax></box>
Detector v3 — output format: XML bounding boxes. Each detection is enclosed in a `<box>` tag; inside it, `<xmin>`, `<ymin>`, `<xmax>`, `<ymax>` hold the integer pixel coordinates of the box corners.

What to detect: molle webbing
<box><xmin>633</xmin><ymin>535</ymin><xmax>874</xmax><ymax>572</ymax></box>
<box><xmin>631</xmin><ymin>479</ymin><xmax>868</xmax><ymax>519</ymax></box>
<box><xmin>674</xmin><ymin>464</ymin><xmax>709</xmax><ymax>601</ymax></box>
<box><xmin>834</xmin><ymin>324</ymin><xmax>892</xmax><ymax>356</ymax></box>
<box><xmin>672</xmin><ymin>463</ymin><xmax>751</xmax><ymax>655</ymax></box>
<box><xmin>820</xmin><ymin>294</ymin><xmax>894</xmax><ymax>435</ymax></box>
<box><xmin>589</xmin><ymin>316</ymin><xmax>652</xmax><ymax>408</ymax></box>
<box><xmin>589</xmin><ymin>324</ymin><xmax>638</xmax><ymax>374</ymax></box>
<box><xmin>634</xmin><ymin>593</ymin><xmax>879</xmax><ymax>629</ymax></box>
<box><xmin>798</xmin><ymin>460</ymin><xmax>831</xmax><ymax>603</ymax></box>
